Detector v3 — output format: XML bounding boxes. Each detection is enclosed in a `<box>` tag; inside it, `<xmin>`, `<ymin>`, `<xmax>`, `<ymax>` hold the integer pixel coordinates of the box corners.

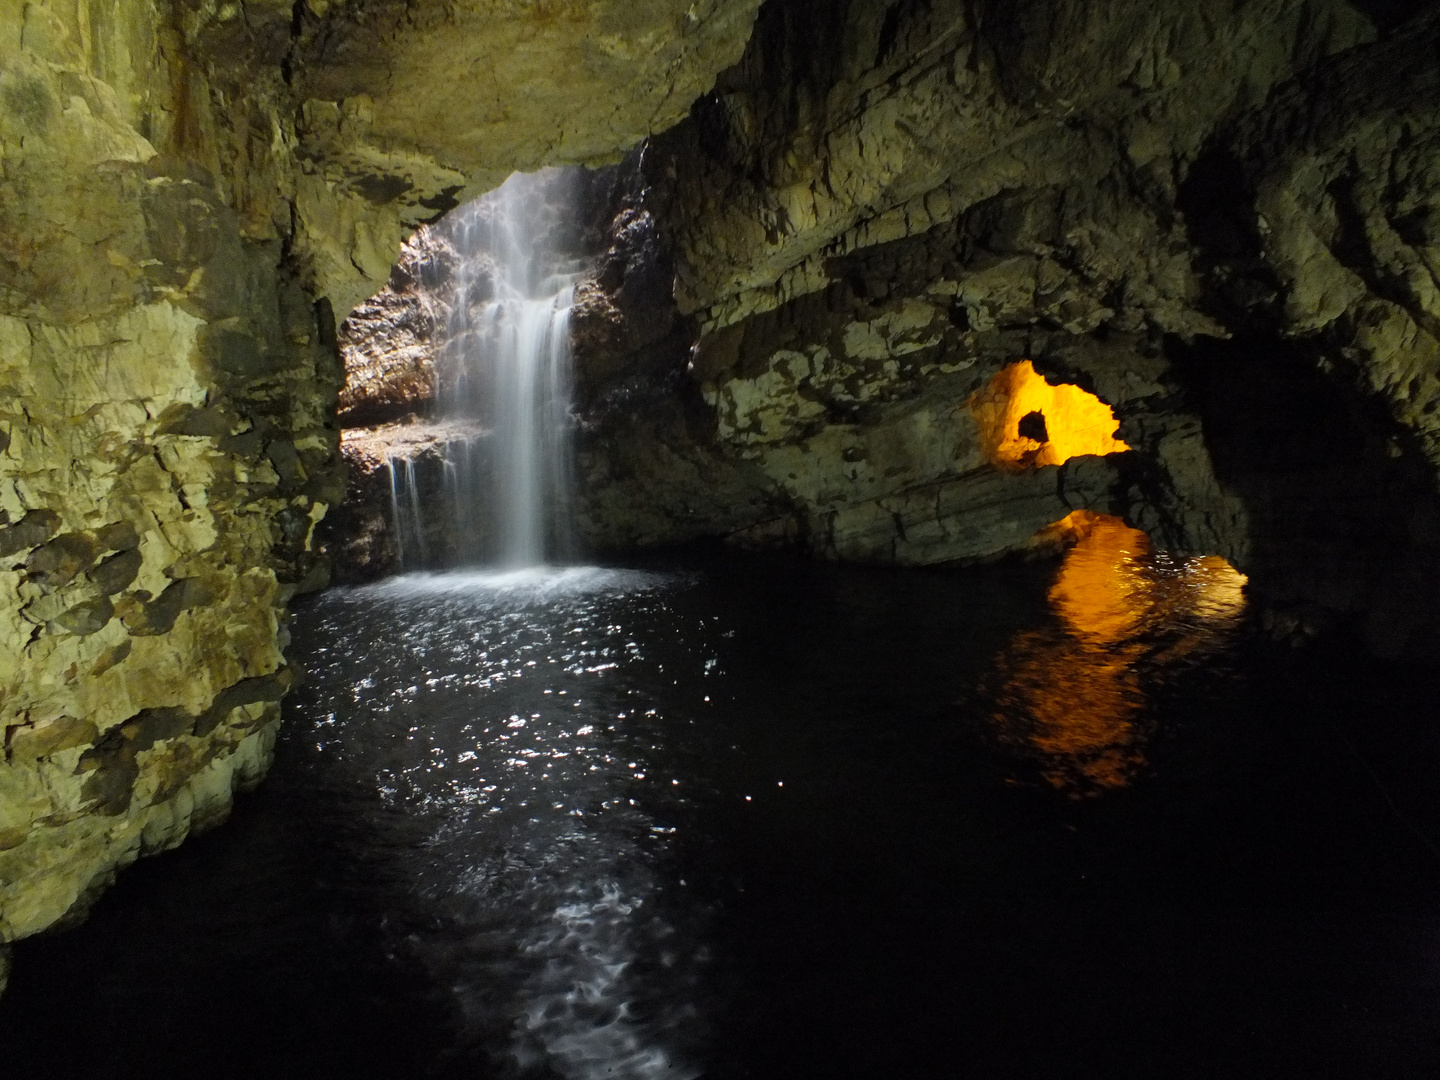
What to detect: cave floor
<box><xmin>3</xmin><ymin>553</ymin><xmax>1440</xmax><ymax>1079</ymax></box>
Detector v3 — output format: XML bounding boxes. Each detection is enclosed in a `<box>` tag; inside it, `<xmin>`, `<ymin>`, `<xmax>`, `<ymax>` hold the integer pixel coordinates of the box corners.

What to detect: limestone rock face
<box><xmin>1161</xmin><ymin>17</ymin><xmax>1440</xmax><ymax>656</ymax></box>
<box><xmin>335</xmin><ymin>228</ymin><xmax>456</xmax><ymax>427</ymax></box>
<box><xmin>645</xmin><ymin>0</ymin><xmax>1376</xmax><ymax>330</ymax></box>
<box><xmin>278</xmin><ymin>0</ymin><xmax>763</xmax><ymax>317</ymax></box>
<box><xmin>0</xmin><ymin>0</ymin><xmax>766</xmax><ymax>953</ymax></box>
<box><xmin>0</xmin><ymin>0</ymin><xmax>341</xmax><ymax>943</ymax></box>
<box><xmin>325</xmin><ymin>419</ymin><xmax>495</xmax><ymax>580</ymax></box>
<box><xmin>293</xmin><ymin>0</ymin><xmax>765</xmax><ymax>178</ymax></box>
<box><xmin>563</xmin><ymin>0</ymin><xmax>1440</xmax><ymax>658</ymax></box>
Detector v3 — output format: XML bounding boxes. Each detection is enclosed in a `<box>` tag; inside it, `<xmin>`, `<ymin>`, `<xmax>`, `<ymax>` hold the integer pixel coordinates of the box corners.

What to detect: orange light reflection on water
<box><xmin>988</xmin><ymin>512</ymin><xmax>1247</xmax><ymax>796</ymax></box>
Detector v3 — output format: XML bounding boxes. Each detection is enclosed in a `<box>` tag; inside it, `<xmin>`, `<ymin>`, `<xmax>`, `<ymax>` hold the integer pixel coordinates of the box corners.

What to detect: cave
<box><xmin>970</xmin><ymin>359</ymin><xmax>1132</xmax><ymax>470</ymax></box>
<box><xmin>4</xmin><ymin>1</ymin><xmax>1440</xmax><ymax>1076</ymax></box>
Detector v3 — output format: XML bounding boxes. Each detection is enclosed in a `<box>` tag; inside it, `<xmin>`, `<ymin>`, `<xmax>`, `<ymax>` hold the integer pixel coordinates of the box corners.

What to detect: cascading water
<box><xmin>386</xmin><ymin>456</ymin><xmax>429</xmax><ymax>569</ymax></box>
<box><xmin>388</xmin><ymin>169</ymin><xmax>581</xmax><ymax>570</ymax></box>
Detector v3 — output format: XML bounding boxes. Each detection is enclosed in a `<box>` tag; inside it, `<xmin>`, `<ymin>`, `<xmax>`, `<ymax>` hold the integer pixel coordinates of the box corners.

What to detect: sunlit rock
<box><xmin>0</xmin><ymin>0</ymin><xmax>766</xmax><ymax>954</ymax></box>
<box><xmin>970</xmin><ymin>361</ymin><xmax>1130</xmax><ymax>471</ymax></box>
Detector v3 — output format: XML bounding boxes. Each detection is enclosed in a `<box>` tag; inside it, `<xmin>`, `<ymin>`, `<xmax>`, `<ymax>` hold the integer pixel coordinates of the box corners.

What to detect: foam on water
<box><xmin>349</xmin><ymin>565</ymin><xmax>676</xmax><ymax>606</ymax></box>
<box><xmin>512</xmin><ymin>885</ymin><xmax>703</xmax><ymax>1080</ymax></box>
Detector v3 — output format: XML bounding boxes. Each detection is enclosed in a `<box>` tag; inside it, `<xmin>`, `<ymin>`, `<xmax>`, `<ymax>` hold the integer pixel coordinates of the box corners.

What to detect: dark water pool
<box><xmin>5</xmin><ymin>534</ymin><xmax>1440</xmax><ymax>1079</ymax></box>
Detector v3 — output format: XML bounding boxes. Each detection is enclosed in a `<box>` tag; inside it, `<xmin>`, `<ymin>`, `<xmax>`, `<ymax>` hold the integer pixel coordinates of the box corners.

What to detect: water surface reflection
<box><xmin>7</xmin><ymin>550</ymin><xmax>1440</xmax><ymax>1080</ymax></box>
<box><xmin>311</xmin><ymin>567</ymin><xmax>707</xmax><ymax>1079</ymax></box>
<box><xmin>988</xmin><ymin>512</ymin><xmax>1248</xmax><ymax>795</ymax></box>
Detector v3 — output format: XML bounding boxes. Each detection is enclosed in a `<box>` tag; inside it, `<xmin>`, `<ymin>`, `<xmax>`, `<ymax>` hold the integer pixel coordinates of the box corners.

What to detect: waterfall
<box><xmin>386</xmin><ymin>170</ymin><xmax>580</xmax><ymax>572</ymax></box>
<box><xmin>444</xmin><ymin>170</ymin><xmax>580</xmax><ymax>569</ymax></box>
<box><xmin>387</xmin><ymin>454</ymin><xmax>429</xmax><ymax>570</ymax></box>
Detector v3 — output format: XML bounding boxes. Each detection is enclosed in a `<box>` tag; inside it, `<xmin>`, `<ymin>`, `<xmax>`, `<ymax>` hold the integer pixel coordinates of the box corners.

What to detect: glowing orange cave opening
<box><xmin>970</xmin><ymin>360</ymin><xmax>1131</xmax><ymax>470</ymax></box>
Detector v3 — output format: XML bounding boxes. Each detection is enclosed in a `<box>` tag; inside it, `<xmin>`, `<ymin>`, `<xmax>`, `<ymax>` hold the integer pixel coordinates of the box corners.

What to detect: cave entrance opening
<box><xmin>970</xmin><ymin>360</ymin><xmax>1131</xmax><ymax>469</ymax></box>
<box><xmin>434</xmin><ymin>170</ymin><xmax>582</xmax><ymax>570</ymax></box>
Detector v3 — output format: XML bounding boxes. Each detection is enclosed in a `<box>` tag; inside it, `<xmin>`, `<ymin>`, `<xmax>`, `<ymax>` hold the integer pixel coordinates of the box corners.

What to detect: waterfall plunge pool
<box><xmin>4</xmin><ymin>547</ymin><xmax>1440</xmax><ymax>1078</ymax></box>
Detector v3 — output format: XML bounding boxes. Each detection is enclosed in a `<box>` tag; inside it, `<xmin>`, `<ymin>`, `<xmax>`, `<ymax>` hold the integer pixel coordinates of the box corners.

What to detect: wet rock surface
<box><xmin>324</xmin><ymin>420</ymin><xmax>491</xmax><ymax>582</ymax></box>
<box><xmin>0</xmin><ymin>63</ymin><xmax>343</xmax><ymax>939</ymax></box>
<box><xmin>335</xmin><ymin>233</ymin><xmax>456</xmax><ymax>428</ymax></box>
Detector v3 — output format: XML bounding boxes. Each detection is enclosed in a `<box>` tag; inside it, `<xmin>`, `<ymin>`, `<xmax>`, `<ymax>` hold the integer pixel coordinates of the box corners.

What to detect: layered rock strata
<box><xmin>587</xmin><ymin>0</ymin><xmax>1440</xmax><ymax>657</ymax></box>
<box><xmin>331</xmin><ymin>1</ymin><xmax>1440</xmax><ymax>666</ymax></box>
<box><xmin>1</xmin><ymin>0</ymin><xmax>341</xmax><ymax>946</ymax></box>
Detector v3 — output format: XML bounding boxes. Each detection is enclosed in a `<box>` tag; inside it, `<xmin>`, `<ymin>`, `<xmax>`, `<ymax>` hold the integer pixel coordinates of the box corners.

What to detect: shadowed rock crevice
<box><xmin>1172</xmin><ymin>334</ymin><xmax>1440</xmax><ymax>657</ymax></box>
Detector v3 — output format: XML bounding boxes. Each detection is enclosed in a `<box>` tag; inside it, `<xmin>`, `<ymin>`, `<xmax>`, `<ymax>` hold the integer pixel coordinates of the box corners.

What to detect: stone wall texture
<box><xmin>572</xmin><ymin>0</ymin><xmax>1440</xmax><ymax>659</ymax></box>
<box><xmin>0</xmin><ymin>0</ymin><xmax>763</xmax><ymax>971</ymax></box>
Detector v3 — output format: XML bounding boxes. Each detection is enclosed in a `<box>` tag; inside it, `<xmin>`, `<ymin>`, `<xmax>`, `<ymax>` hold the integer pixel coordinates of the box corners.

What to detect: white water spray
<box><xmin>387</xmin><ymin>170</ymin><xmax>580</xmax><ymax>571</ymax></box>
<box><xmin>441</xmin><ymin>170</ymin><xmax>580</xmax><ymax>568</ymax></box>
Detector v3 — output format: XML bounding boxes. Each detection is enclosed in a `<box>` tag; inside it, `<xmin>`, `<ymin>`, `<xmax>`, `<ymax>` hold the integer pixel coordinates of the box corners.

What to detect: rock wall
<box><xmin>9</xmin><ymin>0</ymin><xmax>1430</xmax><ymax>993</ymax></box>
<box><xmin>326</xmin><ymin>0</ymin><xmax>1440</xmax><ymax>662</ymax></box>
<box><xmin>0</xmin><ymin>0</ymin><xmax>341</xmax><ymax>952</ymax></box>
<box><xmin>0</xmin><ymin>0</ymin><xmax>763</xmax><ymax>966</ymax></box>
<box><xmin>569</xmin><ymin>0</ymin><xmax>1440</xmax><ymax>658</ymax></box>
